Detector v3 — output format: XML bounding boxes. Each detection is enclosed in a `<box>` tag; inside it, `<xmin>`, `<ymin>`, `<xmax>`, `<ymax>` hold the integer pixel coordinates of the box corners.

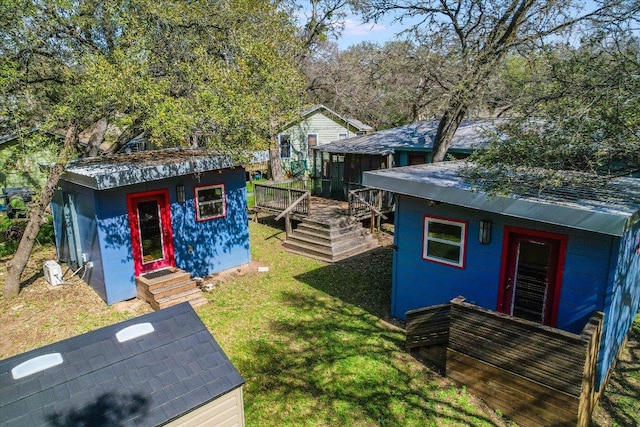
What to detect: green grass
<box><xmin>246</xmin><ymin>178</ymin><xmax>267</xmax><ymax>208</ymax></box>
<box><xmin>196</xmin><ymin>220</ymin><xmax>503</xmax><ymax>426</ymax></box>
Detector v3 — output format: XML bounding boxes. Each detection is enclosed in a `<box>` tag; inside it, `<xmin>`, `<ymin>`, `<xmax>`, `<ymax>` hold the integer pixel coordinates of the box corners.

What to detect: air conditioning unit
<box><xmin>43</xmin><ymin>261</ymin><xmax>63</xmax><ymax>287</ymax></box>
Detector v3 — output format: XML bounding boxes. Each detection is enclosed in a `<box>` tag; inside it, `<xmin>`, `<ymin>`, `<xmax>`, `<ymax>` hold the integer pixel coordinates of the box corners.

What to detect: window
<box><xmin>307</xmin><ymin>134</ymin><xmax>317</xmax><ymax>157</ymax></box>
<box><xmin>195</xmin><ymin>184</ymin><xmax>226</xmax><ymax>221</ymax></box>
<box><xmin>338</xmin><ymin>133</ymin><xmax>348</xmax><ymax>140</ymax></box>
<box><xmin>423</xmin><ymin>216</ymin><xmax>467</xmax><ymax>268</ymax></box>
<box><xmin>279</xmin><ymin>134</ymin><xmax>291</xmax><ymax>159</ymax></box>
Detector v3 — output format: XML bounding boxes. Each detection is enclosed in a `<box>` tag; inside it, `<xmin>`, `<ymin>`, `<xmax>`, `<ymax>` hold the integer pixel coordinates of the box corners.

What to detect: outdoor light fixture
<box><xmin>176</xmin><ymin>184</ymin><xmax>185</xmax><ymax>203</ymax></box>
<box><xmin>479</xmin><ymin>220</ymin><xmax>492</xmax><ymax>244</ymax></box>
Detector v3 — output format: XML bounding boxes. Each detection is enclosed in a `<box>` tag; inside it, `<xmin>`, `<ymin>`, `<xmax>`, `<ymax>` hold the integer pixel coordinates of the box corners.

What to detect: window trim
<box><xmin>338</xmin><ymin>132</ymin><xmax>348</xmax><ymax>140</ymax></box>
<box><xmin>279</xmin><ymin>134</ymin><xmax>291</xmax><ymax>159</ymax></box>
<box><xmin>422</xmin><ymin>215</ymin><xmax>467</xmax><ymax>268</ymax></box>
<box><xmin>194</xmin><ymin>183</ymin><xmax>227</xmax><ymax>222</ymax></box>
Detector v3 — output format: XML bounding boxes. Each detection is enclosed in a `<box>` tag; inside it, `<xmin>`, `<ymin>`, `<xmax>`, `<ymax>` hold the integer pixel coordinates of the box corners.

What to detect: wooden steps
<box><xmin>282</xmin><ymin>215</ymin><xmax>379</xmax><ymax>263</ymax></box>
<box><xmin>136</xmin><ymin>268</ymin><xmax>208</xmax><ymax>310</ymax></box>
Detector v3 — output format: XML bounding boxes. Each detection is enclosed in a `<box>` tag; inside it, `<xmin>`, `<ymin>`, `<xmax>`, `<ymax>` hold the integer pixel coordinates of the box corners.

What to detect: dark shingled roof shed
<box><xmin>0</xmin><ymin>302</ymin><xmax>245</xmax><ymax>426</ymax></box>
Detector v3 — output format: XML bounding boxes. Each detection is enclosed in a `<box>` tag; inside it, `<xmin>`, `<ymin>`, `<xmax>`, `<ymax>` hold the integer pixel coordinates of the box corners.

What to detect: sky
<box><xmin>335</xmin><ymin>12</ymin><xmax>413</xmax><ymax>50</ymax></box>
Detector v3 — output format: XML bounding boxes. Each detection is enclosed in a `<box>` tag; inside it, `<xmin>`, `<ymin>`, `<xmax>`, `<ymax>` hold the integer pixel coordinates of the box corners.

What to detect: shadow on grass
<box><xmin>236</xmin><ymin>291</ymin><xmax>502</xmax><ymax>426</ymax></box>
<box><xmin>592</xmin><ymin>316</ymin><xmax>640</xmax><ymax>427</ymax></box>
<box><xmin>293</xmin><ymin>245</ymin><xmax>395</xmax><ymax>321</ymax></box>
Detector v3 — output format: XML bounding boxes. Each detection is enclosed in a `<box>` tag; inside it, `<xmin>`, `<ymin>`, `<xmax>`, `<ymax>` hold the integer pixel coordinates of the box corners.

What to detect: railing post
<box><xmin>285</xmin><ymin>212</ymin><xmax>291</xmax><ymax>240</ymax></box>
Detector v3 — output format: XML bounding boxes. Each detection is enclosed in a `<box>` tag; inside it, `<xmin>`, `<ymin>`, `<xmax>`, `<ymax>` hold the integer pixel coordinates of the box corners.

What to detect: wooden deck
<box><xmin>253</xmin><ymin>182</ymin><xmax>382</xmax><ymax>262</ymax></box>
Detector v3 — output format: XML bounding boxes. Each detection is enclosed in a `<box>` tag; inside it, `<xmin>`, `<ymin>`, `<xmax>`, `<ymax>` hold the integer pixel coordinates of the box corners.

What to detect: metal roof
<box><xmin>299</xmin><ymin>104</ymin><xmax>373</xmax><ymax>132</ymax></box>
<box><xmin>363</xmin><ymin>162</ymin><xmax>640</xmax><ymax>236</ymax></box>
<box><xmin>315</xmin><ymin>119</ymin><xmax>500</xmax><ymax>155</ymax></box>
<box><xmin>61</xmin><ymin>148</ymin><xmax>236</xmax><ymax>190</ymax></box>
<box><xmin>0</xmin><ymin>302</ymin><xmax>244</xmax><ymax>427</ymax></box>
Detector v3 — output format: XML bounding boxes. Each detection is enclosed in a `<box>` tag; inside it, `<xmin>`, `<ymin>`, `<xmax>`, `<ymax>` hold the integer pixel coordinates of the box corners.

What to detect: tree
<box><xmin>351</xmin><ymin>0</ymin><xmax>634</xmax><ymax>161</ymax></box>
<box><xmin>1</xmin><ymin>0</ymin><xmax>304</xmax><ymax>296</ymax></box>
<box><xmin>464</xmin><ymin>33</ymin><xmax>640</xmax><ymax>193</ymax></box>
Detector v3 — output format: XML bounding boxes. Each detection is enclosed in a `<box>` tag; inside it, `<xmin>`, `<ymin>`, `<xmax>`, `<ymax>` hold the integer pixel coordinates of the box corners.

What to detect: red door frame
<box><xmin>497</xmin><ymin>227</ymin><xmax>567</xmax><ymax>327</ymax></box>
<box><xmin>126</xmin><ymin>189</ymin><xmax>175</xmax><ymax>276</ymax></box>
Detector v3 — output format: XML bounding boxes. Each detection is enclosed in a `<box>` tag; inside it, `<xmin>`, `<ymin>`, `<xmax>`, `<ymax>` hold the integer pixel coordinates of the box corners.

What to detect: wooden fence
<box><xmin>406</xmin><ymin>297</ymin><xmax>604</xmax><ymax>427</ymax></box>
<box><xmin>348</xmin><ymin>187</ymin><xmax>394</xmax><ymax>219</ymax></box>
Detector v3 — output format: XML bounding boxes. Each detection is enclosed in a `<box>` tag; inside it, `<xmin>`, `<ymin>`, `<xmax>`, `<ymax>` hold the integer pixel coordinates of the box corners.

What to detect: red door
<box><xmin>498</xmin><ymin>228</ymin><xmax>567</xmax><ymax>327</ymax></box>
<box><xmin>127</xmin><ymin>190</ymin><xmax>175</xmax><ymax>276</ymax></box>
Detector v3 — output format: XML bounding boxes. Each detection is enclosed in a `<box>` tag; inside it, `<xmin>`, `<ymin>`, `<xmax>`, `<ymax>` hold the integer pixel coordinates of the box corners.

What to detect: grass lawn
<box><xmin>1</xmin><ymin>218</ymin><xmax>638</xmax><ymax>426</ymax></box>
<box><xmin>197</xmin><ymin>219</ymin><xmax>505</xmax><ymax>426</ymax></box>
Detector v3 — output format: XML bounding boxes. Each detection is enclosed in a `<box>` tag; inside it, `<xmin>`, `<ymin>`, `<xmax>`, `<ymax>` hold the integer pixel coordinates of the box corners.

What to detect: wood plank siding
<box><xmin>445</xmin><ymin>297</ymin><xmax>603</xmax><ymax>427</ymax></box>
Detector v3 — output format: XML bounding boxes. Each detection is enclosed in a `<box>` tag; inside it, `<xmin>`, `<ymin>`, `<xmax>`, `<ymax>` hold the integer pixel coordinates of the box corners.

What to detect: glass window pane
<box><xmin>428</xmin><ymin>222</ymin><xmax>462</xmax><ymax>242</ymax></box>
<box><xmin>427</xmin><ymin>241</ymin><xmax>461</xmax><ymax>262</ymax></box>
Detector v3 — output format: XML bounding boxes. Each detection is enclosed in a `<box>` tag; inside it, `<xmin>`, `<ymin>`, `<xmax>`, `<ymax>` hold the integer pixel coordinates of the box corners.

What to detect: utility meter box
<box><xmin>43</xmin><ymin>261</ymin><xmax>63</xmax><ymax>287</ymax></box>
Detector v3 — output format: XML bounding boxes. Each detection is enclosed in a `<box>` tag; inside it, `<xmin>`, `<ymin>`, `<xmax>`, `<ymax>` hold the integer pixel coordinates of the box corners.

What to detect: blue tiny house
<box><xmin>51</xmin><ymin>148</ymin><xmax>250</xmax><ymax>305</ymax></box>
<box><xmin>364</xmin><ymin>162</ymin><xmax>639</xmax><ymax>424</ymax></box>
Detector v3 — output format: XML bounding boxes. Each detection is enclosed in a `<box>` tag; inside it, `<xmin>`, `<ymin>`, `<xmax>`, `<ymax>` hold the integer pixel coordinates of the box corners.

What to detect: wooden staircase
<box><xmin>282</xmin><ymin>215</ymin><xmax>379</xmax><ymax>263</ymax></box>
<box><xmin>136</xmin><ymin>267</ymin><xmax>208</xmax><ymax>310</ymax></box>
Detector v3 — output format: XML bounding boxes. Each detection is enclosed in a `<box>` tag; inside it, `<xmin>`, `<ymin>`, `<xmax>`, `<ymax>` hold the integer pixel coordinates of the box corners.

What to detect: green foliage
<box><xmin>2</xmin><ymin>0</ymin><xmax>306</xmax><ymax>156</ymax></box>
<box><xmin>0</xmin><ymin>215</ymin><xmax>55</xmax><ymax>257</ymax></box>
<box><xmin>465</xmin><ymin>36</ymin><xmax>640</xmax><ymax>193</ymax></box>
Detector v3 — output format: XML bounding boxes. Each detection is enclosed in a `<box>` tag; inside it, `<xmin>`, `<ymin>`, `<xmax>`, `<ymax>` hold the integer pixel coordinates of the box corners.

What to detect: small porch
<box><xmin>406</xmin><ymin>297</ymin><xmax>604</xmax><ymax>427</ymax></box>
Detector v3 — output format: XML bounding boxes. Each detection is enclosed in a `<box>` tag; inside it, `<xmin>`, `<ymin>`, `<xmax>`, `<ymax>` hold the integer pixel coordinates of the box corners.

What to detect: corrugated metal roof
<box><xmin>315</xmin><ymin>119</ymin><xmax>500</xmax><ymax>155</ymax></box>
<box><xmin>363</xmin><ymin>162</ymin><xmax>640</xmax><ymax>236</ymax></box>
<box><xmin>61</xmin><ymin>148</ymin><xmax>236</xmax><ymax>190</ymax></box>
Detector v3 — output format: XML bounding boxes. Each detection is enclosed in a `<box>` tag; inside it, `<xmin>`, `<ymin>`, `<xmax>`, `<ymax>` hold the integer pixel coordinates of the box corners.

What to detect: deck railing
<box><xmin>254</xmin><ymin>182</ymin><xmax>311</xmax><ymax>217</ymax></box>
<box><xmin>405</xmin><ymin>297</ymin><xmax>604</xmax><ymax>426</ymax></box>
<box><xmin>348</xmin><ymin>187</ymin><xmax>393</xmax><ymax>220</ymax></box>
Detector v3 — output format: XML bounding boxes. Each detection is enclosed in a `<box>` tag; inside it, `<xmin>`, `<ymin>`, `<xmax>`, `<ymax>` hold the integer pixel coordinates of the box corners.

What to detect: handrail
<box><xmin>349</xmin><ymin>190</ymin><xmax>387</xmax><ymax>220</ymax></box>
<box><xmin>275</xmin><ymin>191</ymin><xmax>311</xmax><ymax>221</ymax></box>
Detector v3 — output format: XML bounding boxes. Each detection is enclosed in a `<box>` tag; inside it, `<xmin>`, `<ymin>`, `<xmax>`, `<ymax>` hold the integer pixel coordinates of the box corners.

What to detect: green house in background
<box><xmin>277</xmin><ymin>105</ymin><xmax>373</xmax><ymax>178</ymax></box>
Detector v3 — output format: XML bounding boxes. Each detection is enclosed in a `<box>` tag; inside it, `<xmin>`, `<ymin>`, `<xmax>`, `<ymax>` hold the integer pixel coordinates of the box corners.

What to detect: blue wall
<box><xmin>392</xmin><ymin>195</ymin><xmax>615</xmax><ymax>336</ymax></box>
<box><xmin>53</xmin><ymin>167</ymin><xmax>250</xmax><ymax>305</ymax></box>
<box><xmin>392</xmin><ymin>194</ymin><xmax>640</xmax><ymax>390</ymax></box>
<box><xmin>52</xmin><ymin>182</ymin><xmax>107</xmax><ymax>301</ymax></box>
<box><xmin>597</xmin><ymin>214</ymin><xmax>640</xmax><ymax>388</ymax></box>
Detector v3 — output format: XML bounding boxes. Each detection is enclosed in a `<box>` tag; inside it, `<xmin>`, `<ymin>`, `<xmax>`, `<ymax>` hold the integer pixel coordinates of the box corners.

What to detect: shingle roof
<box><xmin>300</xmin><ymin>104</ymin><xmax>373</xmax><ymax>132</ymax></box>
<box><xmin>315</xmin><ymin>119</ymin><xmax>500</xmax><ymax>155</ymax></box>
<box><xmin>60</xmin><ymin>148</ymin><xmax>237</xmax><ymax>190</ymax></box>
<box><xmin>363</xmin><ymin>161</ymin><xmax>640</xmax><ymax>236</ymax></box>
<box><xmin>0</xmin><ymin>302</ymin><xmax>244</xmax><ymax>427</ymax></box>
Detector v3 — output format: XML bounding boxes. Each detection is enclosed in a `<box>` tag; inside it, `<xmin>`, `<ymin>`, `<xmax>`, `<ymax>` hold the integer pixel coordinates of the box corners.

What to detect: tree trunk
<box><xmin>3</xmin><ymin>126</ymin><xmax>77</xmax><ymax>297</ymax></box>
<box><xmin>84</xmin><ymin>118</ymin><xmax>108</xmax><ymax>157</ymax></box>
<box><xmin>269</xmin><ymin>117</ymin><xmax>284</xmax><ymax>181</ymax></box>
<box><xmin>432</xmin><ymin>101</ymin><xmax>469</xmax><ymax>163</ymax></box>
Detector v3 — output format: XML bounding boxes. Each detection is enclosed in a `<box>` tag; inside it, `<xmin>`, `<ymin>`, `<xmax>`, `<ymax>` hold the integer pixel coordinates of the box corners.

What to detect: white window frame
<box><xmin>338</xmin><ymin>133</ymin><xmax>348</xmax><ymax>140</ymax></box>
<box><xmin>422</xmin><ymin>216</ymin><xmax>467</xmax><ymax>268</ymax></box>
<box><xmin>195</xmin><ymin>184</ymin><xmax>226</xmax><ymax>221</ymax></box>
<box><xmin>279</xmin><ymin>134</ymin><xmax>291</xmax><ymax>159</ymax></box>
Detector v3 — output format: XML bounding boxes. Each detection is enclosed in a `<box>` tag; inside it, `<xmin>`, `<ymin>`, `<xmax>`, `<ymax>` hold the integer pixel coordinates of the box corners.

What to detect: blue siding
<box><xmin>55</xmin><ymin>167</ymin><xmax>250</xmax><ymax>305</ymax></box>
<box><xmin>392</xmin><ymin>195</ymin><xmax>614</xmax><ymax>337</ymax></box>
<box><xmin>171</xmin><ymin>168</ymin><xmax>250</xmax><ymax>277</ymax></box>
<box><xmin>53</xmin><ymin>182</ymin><xmax>107</xmax><ymax>302</ymax></box>
<box><xmin>597</xmin><ymin>216</ymin><xmax>640</xmax><ymax>388</ymax></box>
<box><xmin>95</xmin><ymin>188</ymin><xmax>136</xmax><ymax>304</ymax></box>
